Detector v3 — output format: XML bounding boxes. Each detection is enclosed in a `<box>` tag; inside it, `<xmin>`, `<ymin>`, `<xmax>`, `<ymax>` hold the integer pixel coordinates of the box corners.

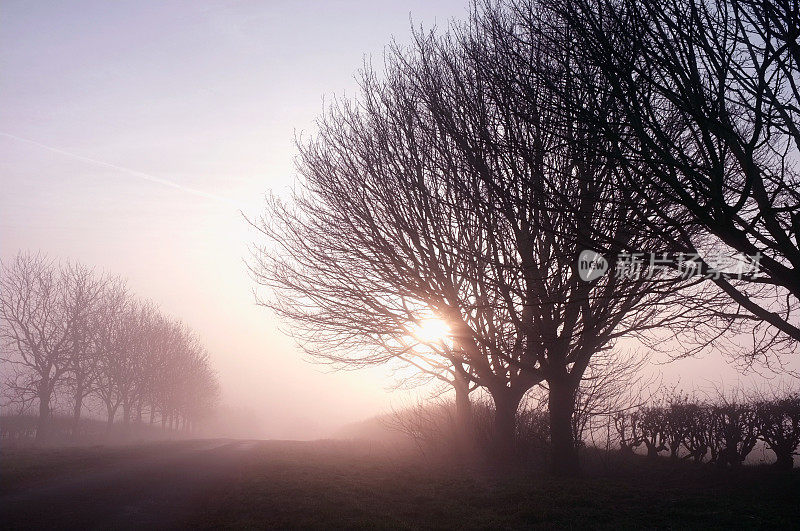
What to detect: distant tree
<box><xmin>663</xmin><ymin>395</ymin><xmax>693</xmax><ymax>459</ymax></box>
<box><xmin>570</xmin><ymin>349</ymin><xmax>650</xmax><ymax>448</ymax></box>
<box><xmin>634</xmin><ymin>405</ymin><xmax>669</xmax><ymax>458</ymax></box>
<box><xmin>138</xmin><ymin>312</ymin><xmax>175</xmax><ymax>425</ymax></box>
<box><xmin>121</xmin><ymin>302</ymin><xmax>160</xmax><ymax>426</ymax></box>
<box><xmin>682</xmin><ymin>402</ymin><xmax>712</xmax><ymax>462</ymax></box>
<box><xmin>181</xmin><ymin>348</ymin><xmax>220</xmax><ymax>431</ymax></box>
<box><xmin>614</xmin><ymin>387</ymin><xmax>800</xmax><ymax>467</ymax></box>
<box><xmin>60</xmin><ymin>262</ymin><xmax>108</xmax><ymax>432</ymax></box>
<box><xmin>0</xmin><ymin>253</ymin><xmax>71</xmax><ymax>440</ymax></box>
<box><xmin>614</xmin><ymin>410</ymin><xmax>639</xmax><ymax>455</ymax></box>
<box><xmin>755</xmin><ymin>392</ymin><xmax>800</xmax><ymax>470</ymax></box>
<box><xmin>712</xmin><ymin>399</ymin><xmax>760</xmax><ymax>466</ymax></box>
<box><xmin>93</xmin><ymin>279</ymin><xmax>134</xmax><ymax>427</ymax></box>
<box><xmin>1</xmin><ymin>251</ymin><xmax>220</xmax><ymax>440</ymax></box>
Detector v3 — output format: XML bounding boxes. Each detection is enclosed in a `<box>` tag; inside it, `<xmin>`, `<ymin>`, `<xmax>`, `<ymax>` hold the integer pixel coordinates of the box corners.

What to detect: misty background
<box><xmin>1</xmin><ymin>0</ymin><xmax>793</xmax><ymax>440</ymax></box>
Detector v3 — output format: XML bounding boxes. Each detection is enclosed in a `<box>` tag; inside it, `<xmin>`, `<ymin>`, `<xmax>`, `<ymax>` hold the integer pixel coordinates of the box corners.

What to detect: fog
<box><xmin>1</xmin><ymin>0</ymin><xmax>795</xmax><ymax>441</ymax></box>
<box><xmin>0</xmin><ymin>0</ymin><xmax>474</xmax><ymax>439</ymax></box>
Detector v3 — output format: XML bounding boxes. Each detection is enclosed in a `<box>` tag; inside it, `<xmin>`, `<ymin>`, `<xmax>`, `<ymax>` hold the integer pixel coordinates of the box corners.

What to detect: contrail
<box><xmin>0</xmin><ymin>131</ymin><xmax>239</xmax><ymax>206</ymax></box>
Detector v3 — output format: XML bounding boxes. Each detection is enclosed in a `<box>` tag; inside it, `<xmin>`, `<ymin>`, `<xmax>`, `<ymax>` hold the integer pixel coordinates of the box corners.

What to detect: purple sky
<box><xmin>1</xmin><ymin>0</ymin><xmax>794</xmax><ymax>438</ymax></box>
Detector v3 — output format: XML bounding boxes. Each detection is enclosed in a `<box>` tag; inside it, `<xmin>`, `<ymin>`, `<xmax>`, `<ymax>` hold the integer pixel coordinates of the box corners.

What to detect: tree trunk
<box><xmin>106</xmin><ymin>402</ymin><xmax>118</xmax><ymax>427</ymax></box>
<box><xmin>35</xmin><ymin>385</ymin><xmax>52</xmax><ymax>442</ymax></box>
<box><xmin>619</xmin><ymin>442</ymin><xmax>634</xmax><ymax>456</ymax></box>
<box><xmin>646</xmin><ymin>443</ymin><xmax>659</xmax><ymax>459</ymax></box>
<box><xmin>548</xmin><ymin>377</ymin><xmax>579</xmax><ymax>476</ymax></box>
<box><xmin>729</xmin><ymin>451</ymin><xmax>743</xmax><ymax>467</ymax></box>
<box><xmin>693</xmin><ymin>449</ymin><xmax>706</xmax><ymax>462</ymax></box>
<box><xmin>669</xmin><ymin>445</ymin><xmax>679</xmax><ymax>459</ymax></box>
<box><xmin>775</xmin><ymin>451</ymin><xmax>794</xmax><ymax>471</ymax></box>
<box><xmin>453</xmin><ymin>372</ymin><xmax>473</xmax><ymax>456</ymax></box>
<box><xmin>491</xmin><ymin>388</ymin><xmax>520</xmax><ymax>462</ymax></box>
<box><xmin>72</xmin><ymin>381</ymin><xmax>84</xmax><ymax>435</ymax></box>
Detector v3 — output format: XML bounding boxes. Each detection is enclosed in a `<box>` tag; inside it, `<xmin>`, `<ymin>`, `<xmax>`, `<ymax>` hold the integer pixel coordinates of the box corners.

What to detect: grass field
<box><xmin>1</xmin><ymin>440</ymin><xmax>200</xmax><ymax>495</ymax></box>
<box><xmin>2</xmin><ymin>440</ymin><xmax>799</xmax><ymax>529</ymax></box>
<box><xmin>192</xmin><ymin>441</ymin><xmax>800</xmax><ymax>529</ymax></box>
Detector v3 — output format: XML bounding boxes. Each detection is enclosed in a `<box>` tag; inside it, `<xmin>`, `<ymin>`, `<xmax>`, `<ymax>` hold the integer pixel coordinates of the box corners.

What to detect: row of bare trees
<box><xmin>616</xmin><ymin>392</ymin><xmax>800</xmax><ymax>469</ymax></box>
<box><xmin>251</xmin><ymin>0</ymin><xmax>799</xmax><ymax>474</ymax></box>
<box><xmin>0</xmin><ymin>252</ymin><xmax>220</xmax><ymax>441</ymax></box>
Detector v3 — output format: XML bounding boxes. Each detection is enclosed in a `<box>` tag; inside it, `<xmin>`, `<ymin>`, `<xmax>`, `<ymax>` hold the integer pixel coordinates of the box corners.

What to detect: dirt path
<box><xmin>0</xmin><ymin>440</ymin><xmax>257</xmax><ymax>530</ymax></box>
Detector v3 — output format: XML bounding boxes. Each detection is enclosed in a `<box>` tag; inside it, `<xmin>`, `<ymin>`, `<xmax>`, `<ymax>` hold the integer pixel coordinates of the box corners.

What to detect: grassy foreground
<box><xmin>194</xmin><ymin>441</ymin><xmax>799</xmax><ymax>529</ymax></box>
<box><xmin>1</xmin><ymin>440</ymin><xmax>201</xmax><ymax>495</ymax></box>
<box><xmin>2</xmin><ymin>440</ymin><xmax>798</xmax><ymax>529</ymax></box>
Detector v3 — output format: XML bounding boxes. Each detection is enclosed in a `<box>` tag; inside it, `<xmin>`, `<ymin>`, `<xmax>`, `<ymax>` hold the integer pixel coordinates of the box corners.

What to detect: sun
<box><xmin>410</xmin><ymin>318</ymin><xmax>452</xmax><ymax>345</ymax></box>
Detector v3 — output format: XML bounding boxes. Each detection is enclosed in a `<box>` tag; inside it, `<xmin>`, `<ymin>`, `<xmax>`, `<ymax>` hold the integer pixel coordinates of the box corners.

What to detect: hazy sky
<box><xmin>1</xmin><ymin>1</ymin><xmax>794</xmax><ymax>438</ymax></box>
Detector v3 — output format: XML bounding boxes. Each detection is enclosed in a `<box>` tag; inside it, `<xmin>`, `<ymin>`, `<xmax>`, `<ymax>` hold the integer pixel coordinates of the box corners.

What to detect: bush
<box><xmin>613</xmin><ymin>391</ymin><xmax>799</xmax><ymax>468</ymax></box>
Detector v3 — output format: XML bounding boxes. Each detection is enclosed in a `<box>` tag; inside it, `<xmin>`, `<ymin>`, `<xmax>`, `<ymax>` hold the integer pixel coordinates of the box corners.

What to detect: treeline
<box><xmin>616</xmin><ymin>393</ymin><xmax>800</xmax><ymax>470</ymax></box>
<box><xmin>0</xmin><ymin>252</ymin><xmax>220</xmax><ymax>441</ymax></box>
<box><xmin>374</xmin><ymin>388</ymin><xmax>800</xmax><ymax>470</ymax></box>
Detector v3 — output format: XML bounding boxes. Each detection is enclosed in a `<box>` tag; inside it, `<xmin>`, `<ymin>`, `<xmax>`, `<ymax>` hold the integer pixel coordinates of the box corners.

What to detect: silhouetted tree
<box><xmin>554</xmin><ymin>0</ymin><xmax>800</xmax><ymax>352</ymax></box>
<box><xmin>712</xmin><ymin>399</ymin><xmax>759</xmax><ymax>466</ymax></box>
<box><xmin>682</xmin><ymin>402</ymin><xmax>712</xmax><ymax>462</ymax></box>
<box><xmin>663</xmin><ymin>395</ymin><xmax>693</xmax><ymax>459</ymax></box>
<box><xmin>614</xmin><ymin>410</ymin><xmax>638</xmax><ymax>455</ymax></box>
<box><xmin>635</xmin><ymin>405</ymin><xmax>669</xmax><ymax>458</ymax></box>
<box><xmin>755</xmin><ymin>392</ymin><xmax>800</xmax><ymax>470</ymax></box>
<box><xmin>251</xmin><ymin>2</ymin><xmax>724</xmax><ymax>475</ymax></box>
<box><xmin>251</xmin><ymin>56</ymin><xmax>544</xmax><ymax>456</ymax></box>
<box><xmin>618</xmin><ymin>388</ymin><xmax>799</xmax><ymax>467</ymax></box>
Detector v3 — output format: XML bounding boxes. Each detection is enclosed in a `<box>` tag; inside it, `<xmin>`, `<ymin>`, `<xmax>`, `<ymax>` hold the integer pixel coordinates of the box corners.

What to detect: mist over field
<box><xmin>0</xmin><ymin>0</ymin><xmax>474</xmax><ymax>440</ymax></box>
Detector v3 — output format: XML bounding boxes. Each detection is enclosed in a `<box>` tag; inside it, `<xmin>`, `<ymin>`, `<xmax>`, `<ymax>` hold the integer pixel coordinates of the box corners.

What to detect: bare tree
<box><xmin>617</xmin><ymin>387</ymin><xmax>798</xmax><ymax>466</ymax></box>
<box><xmin>401</xmin><ymin>2</ymin><xmax>727</xmax><ymax>473</ymax></box>
<box><xmin>251</xmin><ymin>57</ymin><xmax>544</xmax><ymax>457</ymax></box>
<box><xmin>755</xmin><ymin>391</ymin><xmax>800</xmax><ymax>470</ymax></box>
<box><xmin>709</xmin><ymin>396</ymin><xmax>760</xmax><ymax>466</ymax></box>
<box><xmin>60</xmin><ymin>262</ymin><xmax>108</xmax><ymax>432</ymax></box>
<box><xmin>553</xmin><ymin>0</ymin><xmax>800</xmax><ymax>352</ymax></box>
<box><xmin>251</xmin><ymin>2</ymin><xmax>726</xmax><ymax>474</ymax></box>
<box><xmin>570</xmin><ymin>349</ymin><xmax>651</xmax><ymax>448</ymax></box>
<box><xmin>614</xmin><ymin>410</ymin><xmax>638</xmax><ymax>455</ymax></box>
<box><xmin>636</xmin><ymin>405</ymin><xmax>669</xmax><ymax>458</ymax></box>
<box><xmin>682</xmin><ymin>401</ymin><xmax>712</xmax><ymax>462</ymax></box>
<box><xmin>0</xmin><ymin>253</ymin><xmax>71</xmax><ymax>440</ymax></box>
<box><xmin>2</xmin><ymin>251</ymin><xmax>221</xmax><ymax>441</ymax></box>
<box><xmin>93</xmin><ymin>279</ymin><xmax>133</xmax><ymax>427</ymax></box>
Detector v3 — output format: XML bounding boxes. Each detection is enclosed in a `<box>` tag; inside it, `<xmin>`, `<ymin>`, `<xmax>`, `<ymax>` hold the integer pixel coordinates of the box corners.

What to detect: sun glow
<box><xmin>409</xmin><ymin>318</ymin><xmax>452</xmax><ymax>346</ymax></box>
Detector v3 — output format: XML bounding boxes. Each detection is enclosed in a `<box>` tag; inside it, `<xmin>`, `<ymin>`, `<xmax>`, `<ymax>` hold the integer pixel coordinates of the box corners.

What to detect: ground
<box><xmin>1</xmin><ymin>439</ymin><xmax>798</xmax><ymax>529</ymax></box>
